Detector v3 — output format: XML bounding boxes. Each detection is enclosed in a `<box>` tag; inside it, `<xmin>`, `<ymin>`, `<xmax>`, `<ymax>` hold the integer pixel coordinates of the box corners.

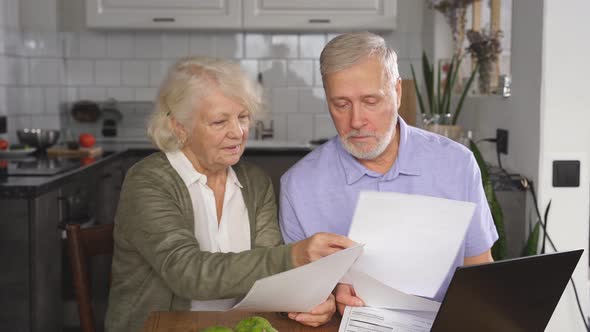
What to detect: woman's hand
<box><xmin>288</xmin><ymin>294</ymin><xmax>336</xmax><ymax>327</ymax></box>
<box><xmin>290</xmin><ymin>232</ymin><xmax>356</xmax><ymax>267</ymax></box>
<box><xmin>334</xmin><ymin>283</ymin><xmax>365</xmax><ymax>315</ymax></box>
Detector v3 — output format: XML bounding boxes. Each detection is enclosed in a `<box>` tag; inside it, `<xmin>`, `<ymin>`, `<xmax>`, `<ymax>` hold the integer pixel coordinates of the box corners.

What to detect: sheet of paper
<box><xmin>348</xmin><ymin>268</ymin><xmax>440</xmax><ymax>312</ymax></box>
<box><xmin>231</xmin><ymin>244</ymin><xmax>364</xmax><ymax>312</ymax></box>
<box><xmin>338</xmin><ymin>306</ymin><xmax>434</xmax><ymax>332</ymax></box>
<box><xmin>348</xmin><ymin>191</ymin><xmax>475</xmax><ymax>298</ymax></box>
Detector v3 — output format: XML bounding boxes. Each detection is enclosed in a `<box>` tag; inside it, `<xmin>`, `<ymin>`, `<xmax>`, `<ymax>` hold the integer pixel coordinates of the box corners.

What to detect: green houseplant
<box><xmin>469</xmin><ymin>140</ymin><xmax>507</xmax><ymax>260</ymax></box>
<box><xmin>410</xmin><ymin>52</ymin><xmax>478</xmax><ymax>141</ymax></box>
<box><xmin>469</xmin><ymin>140</ymin><xmax>544</xmax><ymax>260</ymax></box>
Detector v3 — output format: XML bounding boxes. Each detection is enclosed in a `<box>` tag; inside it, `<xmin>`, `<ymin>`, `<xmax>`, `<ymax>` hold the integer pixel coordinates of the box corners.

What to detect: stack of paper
<box><xmin>203</xmin><ymin>191</ymin><xmax>475</xmax><ymax>319</ymax></box>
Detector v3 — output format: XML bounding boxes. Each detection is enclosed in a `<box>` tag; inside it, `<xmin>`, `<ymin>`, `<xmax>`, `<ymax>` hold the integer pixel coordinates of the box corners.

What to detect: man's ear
<box><xmin>395</xmin><ymin>79</ymin><xmax>402</xmax><ymax>108</ymax></box>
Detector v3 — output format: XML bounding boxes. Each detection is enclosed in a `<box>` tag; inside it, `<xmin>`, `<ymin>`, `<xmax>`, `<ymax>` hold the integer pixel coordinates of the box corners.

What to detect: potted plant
<box><xmin>410</xmin><ymin>52</ymin><xmax>478</xmax><ymax>141</ymax></box>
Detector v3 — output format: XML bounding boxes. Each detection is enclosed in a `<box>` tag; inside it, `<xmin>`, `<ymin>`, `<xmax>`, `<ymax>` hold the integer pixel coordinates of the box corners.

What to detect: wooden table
<box><xmin>142</xmin><ymin>311</ymin><xmax>341</xmax><ymax>331</ymax></box>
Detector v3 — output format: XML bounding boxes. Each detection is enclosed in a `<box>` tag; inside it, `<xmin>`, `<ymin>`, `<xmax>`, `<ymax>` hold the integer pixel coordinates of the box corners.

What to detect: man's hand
<box><xmin>334</xmin><ymin>283</ymin><xmax>364</xmax><ymax>315</ymax></box>
<box><xmin>287</xmin><ymin>294</ymin><xmax>336</xmax><ymax>327</ymax></box>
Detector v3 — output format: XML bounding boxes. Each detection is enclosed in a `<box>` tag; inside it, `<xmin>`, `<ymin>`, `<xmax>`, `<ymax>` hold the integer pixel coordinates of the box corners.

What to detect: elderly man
<box><xmin>279</xmin><ymin>32</ymin><xmax>498</xmax><ymax>315</ymax></box>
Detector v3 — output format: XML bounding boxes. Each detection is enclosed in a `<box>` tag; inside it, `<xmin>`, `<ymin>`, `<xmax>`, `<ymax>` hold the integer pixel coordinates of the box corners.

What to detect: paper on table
<box><xmin>338</xmin><ymin>306</ymin><xmax>434</xmax><ymax>332</ymax></box>
<box><xmin>348</xmin><ymin>268</ymin><xmax>440</xmax><ymax>312</ymax></box>
<box><xmin>231</xmin><ymin>244</ymin><xmax>364</xmax><ymax>312</ymax></box>
<box><xmin>348</xmin><ymin>192</ymin><xmax>475</xmax><ymax>298</ymax></box>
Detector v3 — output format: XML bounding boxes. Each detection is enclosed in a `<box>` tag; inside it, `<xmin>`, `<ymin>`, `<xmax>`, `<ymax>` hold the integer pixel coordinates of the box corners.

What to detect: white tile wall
<box><xmin>314</xmin><ymin>113</ymin><xmax>337</xmax><ymax>140</ymax></box>
<box><xmin>65</xmin><ymin>59</ymin><xmax>93</xmax><ymax>85</ymax></box>
<box><xmin>79</xmin><ymin>31</ymin><xmax>107</xmax><ymax>59</ymax></box>
<box><xmin>287</xmin><ymin>113</ymin><xmax>314</xmax><ymax>142</ymax></box>
<box><xmin>271</xmin><ymin>88</ymin><xmax>298</xmax><ymax>114</ymax></box>
<box><xmin>121</xmin><ymin>60</ymin><xmax>149</xmax><ymax>87</ymax></box>
<box><xmin>29</xmin><ymin>58</ymin><xmax>62</xmax><ymax>85</ymax></box>
<box><xmin>287</xmin><ymin>60</ymin><xmax>313</xmax><ymax>86</ymax></box>
<box><xmin>259</xmin><ymin>60</ymin><xmax>287</xmax><ymax>87</ymax></box>
<box><xmin>95</xmin><ymin>60</ymin><xmax>121</xmax><ymax>86</ymax></box>
<box><xmin>134</xmin><ymin>32</ymin><xmax>162</xmax><ymax>59</ymax></box>
<box><xmin>1</xmin><ymin>0</ymin><xmax>424</xmax><ymax>141</ymax></box>
<box><xmin>162</xmin><ymin>32</ymin><xmax>189</xmax><ymax>59</ymax></box>
<box><xmin>189</xmin><ymin>33</ymin><xmax>215</xmax><ymax>57</ymax></box>
<box><xmin>106</xmin><ymin>32</ymin><xmax>135</xmax><ymax>58</ymax></box>
<box><xmin>215</xmin><ymin>33</ymin><xmax>243</xmax><ymax>58</ymax></box>
<box><xmin>299</xmin><ymin>34</ymin><xmax>326</xmax><ymax>59</ymax></box>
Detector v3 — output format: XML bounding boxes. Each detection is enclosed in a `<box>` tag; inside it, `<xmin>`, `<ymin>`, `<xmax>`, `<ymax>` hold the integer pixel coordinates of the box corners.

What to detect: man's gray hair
<box><xmin>320</xmin><ymin>32</ymin><xmax>400</xmax><ymax>90</ymax></box>
<box><xmin>147</xmin><ymin>56</ymin><xmax>262</xmax><ymax>152</ymax></box>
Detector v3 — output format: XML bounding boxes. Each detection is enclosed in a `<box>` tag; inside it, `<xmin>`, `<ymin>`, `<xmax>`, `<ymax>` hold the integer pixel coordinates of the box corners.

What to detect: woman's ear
<box><xmin>170</xmin><ymin>117</ymin><xmax>188</xmax><ymax>146</ymax></box>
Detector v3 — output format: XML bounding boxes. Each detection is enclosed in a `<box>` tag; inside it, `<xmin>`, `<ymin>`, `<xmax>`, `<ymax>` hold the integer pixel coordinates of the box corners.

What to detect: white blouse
<box><xmin>166</xmin><ymin>151</ymin><xmax>251</xmax><ymax>310</ymax></box>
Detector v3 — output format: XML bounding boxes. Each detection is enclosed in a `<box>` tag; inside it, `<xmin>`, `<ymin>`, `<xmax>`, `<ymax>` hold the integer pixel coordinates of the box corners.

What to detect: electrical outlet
<box><xmin>496</xmin><ymin>129</ymin><xmax>508</xmax><ymax>154</ymax></box>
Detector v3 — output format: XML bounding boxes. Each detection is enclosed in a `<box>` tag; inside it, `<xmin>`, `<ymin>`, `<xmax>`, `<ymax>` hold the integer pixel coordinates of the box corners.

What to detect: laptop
<box><xmin>430</xmin><ymin>249</ymin><xmax>583</xmax><ymax>332</ymax></box>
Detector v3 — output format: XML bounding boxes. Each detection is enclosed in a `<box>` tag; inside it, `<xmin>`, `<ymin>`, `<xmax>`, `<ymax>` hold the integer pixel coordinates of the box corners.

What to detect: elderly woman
<box><xmin>105</xmin><ymin>57</ymin><xmax>351</xmax><ymax>332</ymax></box>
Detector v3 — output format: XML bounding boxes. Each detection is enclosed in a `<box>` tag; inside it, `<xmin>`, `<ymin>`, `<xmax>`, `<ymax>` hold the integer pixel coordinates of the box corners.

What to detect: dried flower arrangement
<box><xmin>466</xmin><ymin>29</ymin><xmax>503</xmax><ymax>94</ymax></box>
<box><xmin>427</xmin><ymin>0</ymin><xmax>477</xmax><ymax>56</ymax></box>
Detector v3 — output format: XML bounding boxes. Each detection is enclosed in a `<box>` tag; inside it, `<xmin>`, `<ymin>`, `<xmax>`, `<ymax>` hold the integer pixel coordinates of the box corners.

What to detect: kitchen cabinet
<box><xmin>1</xmin><ymin>190</ymin><xmax>63</xmax><ymax>332</ymax></box>
<box><xmin>243</xmin><ymin>0</ymin><xmax>397</xmax><ymax>31</ymax></box>
<box><xmin>85</xmin><ymin>0</ymin><xmax>396</xmax><ymax>31</ymax></box>
<box><xmin>0</xmin><ymin>152</ymin><xmax>125</xmax><ymax>332</ymax></box>
<box><xmin>86</xmin><ymin>0</ymin><xmax>242</xmax><ymax>29</ymax></box>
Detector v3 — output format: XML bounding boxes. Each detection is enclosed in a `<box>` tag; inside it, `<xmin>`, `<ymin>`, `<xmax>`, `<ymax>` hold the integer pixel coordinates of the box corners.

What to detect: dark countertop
<box><xmin>0</xmin><ymin>150</ymin><xmax>127</xmax><ymax>199</ymax></box>
<box><xmin>0</xmin><ymin>140</ymin><xmax>316</xmax><ymax>199</ymax></box>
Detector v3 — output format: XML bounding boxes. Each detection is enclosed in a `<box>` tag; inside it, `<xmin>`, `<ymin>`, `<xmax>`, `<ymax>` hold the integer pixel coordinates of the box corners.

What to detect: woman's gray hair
<box><xmin>147</xmin><ymin>56</ymin><xmax>263</xmax><ymax>152</ymax></box>
<box><xmin>320</xmin><ymin>32</ymin><xmax>400</xmax><ymax>91</ymax></box>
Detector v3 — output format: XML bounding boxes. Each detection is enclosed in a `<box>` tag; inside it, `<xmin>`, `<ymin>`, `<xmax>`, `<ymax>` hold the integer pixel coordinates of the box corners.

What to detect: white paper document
<box><xmin>348</xmin><ymin>192</ymin><xmax>475</xmax><ymax>299</ymax></box>
<box><xmin>230</xmin><ymin>244</ymin><xmax>364</xmax><ymax>312</ymax></box>
<box><xmin>339</xmin><ymin>306</ymin><xmax>435</xmax><ymax>332</ymax></box>
<box><xmin>348</xmin><ymin>268</ymin><xmax>440</xmax><ymax>312</ymax></box>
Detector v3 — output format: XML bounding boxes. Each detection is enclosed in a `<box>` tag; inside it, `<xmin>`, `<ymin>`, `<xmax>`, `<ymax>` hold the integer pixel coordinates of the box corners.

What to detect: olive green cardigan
<box><xmin>105</xmin><ymin>153</ymin><xmax>293</xmax><ymax>332</ymax></box>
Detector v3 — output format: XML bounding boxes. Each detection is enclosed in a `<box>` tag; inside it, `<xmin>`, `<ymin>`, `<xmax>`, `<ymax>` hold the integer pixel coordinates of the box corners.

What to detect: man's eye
<box><xmin>212</xmin><ymin>120</ymin><xmax>226</xmax><ymax>125</ymax></box>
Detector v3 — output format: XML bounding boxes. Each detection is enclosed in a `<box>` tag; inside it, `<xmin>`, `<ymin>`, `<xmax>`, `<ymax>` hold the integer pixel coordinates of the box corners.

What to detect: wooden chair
<box><xmin>66</xmin><ymin>223</ymin><xmax>115</xmax><ymax>332</ymax></box>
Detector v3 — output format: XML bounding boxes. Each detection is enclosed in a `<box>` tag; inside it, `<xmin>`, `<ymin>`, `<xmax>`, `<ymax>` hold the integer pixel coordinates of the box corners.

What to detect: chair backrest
<box><xmin>66</xmin><ymin>223</ymin><xmax>114</xmax><ymax>332</ymax></box>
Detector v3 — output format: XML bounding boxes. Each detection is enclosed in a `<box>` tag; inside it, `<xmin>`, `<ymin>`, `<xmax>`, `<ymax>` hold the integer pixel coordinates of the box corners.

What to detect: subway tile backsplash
<box><xmin>0</xmin><ymin>0</ymin><xmax>422</xmax><ymax>143</ymax></box>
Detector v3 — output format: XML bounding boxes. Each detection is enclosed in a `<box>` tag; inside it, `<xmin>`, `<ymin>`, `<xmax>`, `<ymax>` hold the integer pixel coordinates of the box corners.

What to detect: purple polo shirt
<box><xmin>279</xmin><ymin>117</ymin><xmax>498</xmax><ymax>301</ymax></box>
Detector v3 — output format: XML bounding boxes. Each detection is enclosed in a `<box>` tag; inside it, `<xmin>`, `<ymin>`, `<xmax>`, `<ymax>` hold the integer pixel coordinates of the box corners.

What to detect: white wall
<box><xmin>539</xmin><ymin>1</ymin><xmax>590</xmax><ymax>331</ymax></box>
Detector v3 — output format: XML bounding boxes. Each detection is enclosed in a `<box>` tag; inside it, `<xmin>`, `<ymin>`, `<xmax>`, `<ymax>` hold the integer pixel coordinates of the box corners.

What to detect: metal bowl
<box><xmin>17</xmin><ymin>129</ymin><xmax>60</xmax><ymax>150</ymax></box>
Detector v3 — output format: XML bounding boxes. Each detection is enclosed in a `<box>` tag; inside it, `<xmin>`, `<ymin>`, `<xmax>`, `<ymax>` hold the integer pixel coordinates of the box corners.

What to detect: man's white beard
<box><xmin>340</xmin><ymin>112</ymin><xmax>398</xmax><ymax>160</ymax></box>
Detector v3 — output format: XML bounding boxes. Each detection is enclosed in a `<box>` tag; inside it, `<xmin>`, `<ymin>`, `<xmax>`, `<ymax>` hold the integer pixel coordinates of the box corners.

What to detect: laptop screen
<box><xmin>430</xmin><ymin>250</ymin><xmax>583</xmax><ymax>332</ymax></box>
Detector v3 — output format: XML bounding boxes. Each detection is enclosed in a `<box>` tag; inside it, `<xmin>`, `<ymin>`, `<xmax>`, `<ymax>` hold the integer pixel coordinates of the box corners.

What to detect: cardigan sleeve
<box><xmin>116</xmin><ymin>165</ymin><xmax>293</xmax><ymax>301</ymax></box>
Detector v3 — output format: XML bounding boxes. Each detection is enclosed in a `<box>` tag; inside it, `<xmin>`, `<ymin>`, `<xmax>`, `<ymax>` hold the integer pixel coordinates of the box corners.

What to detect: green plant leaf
<box><xmin>436</xmin><ymin>61</ymin><xmax>442</xmax><ymax>115</ymax></box>
<box><xmin>410</xmin><ymin>65</ymin><xmax>427</xmax><ymax>116</ymax></box>
<box><xmin>421</xmin><ymin>52</ymin><xmax>434</xmax><ymax>115</ymax></box>
<box><xmin>521</xmin><ymin>221</ymin><xmax>540</xmax><ymax>257</ymax></box>
<box><xmin>452</xmin><ymin>62</ymin><xmax>479</xmax><ymax>125</ymax></box>
<box><xmin>440</xmin><ymin>55</ymin><xmax>455</xmax><ymax>116</ymax></box>
<box><xmin>470</xmin><ymin>140</ymin><xmax>507</xmax><ymax>260</ymax></box>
